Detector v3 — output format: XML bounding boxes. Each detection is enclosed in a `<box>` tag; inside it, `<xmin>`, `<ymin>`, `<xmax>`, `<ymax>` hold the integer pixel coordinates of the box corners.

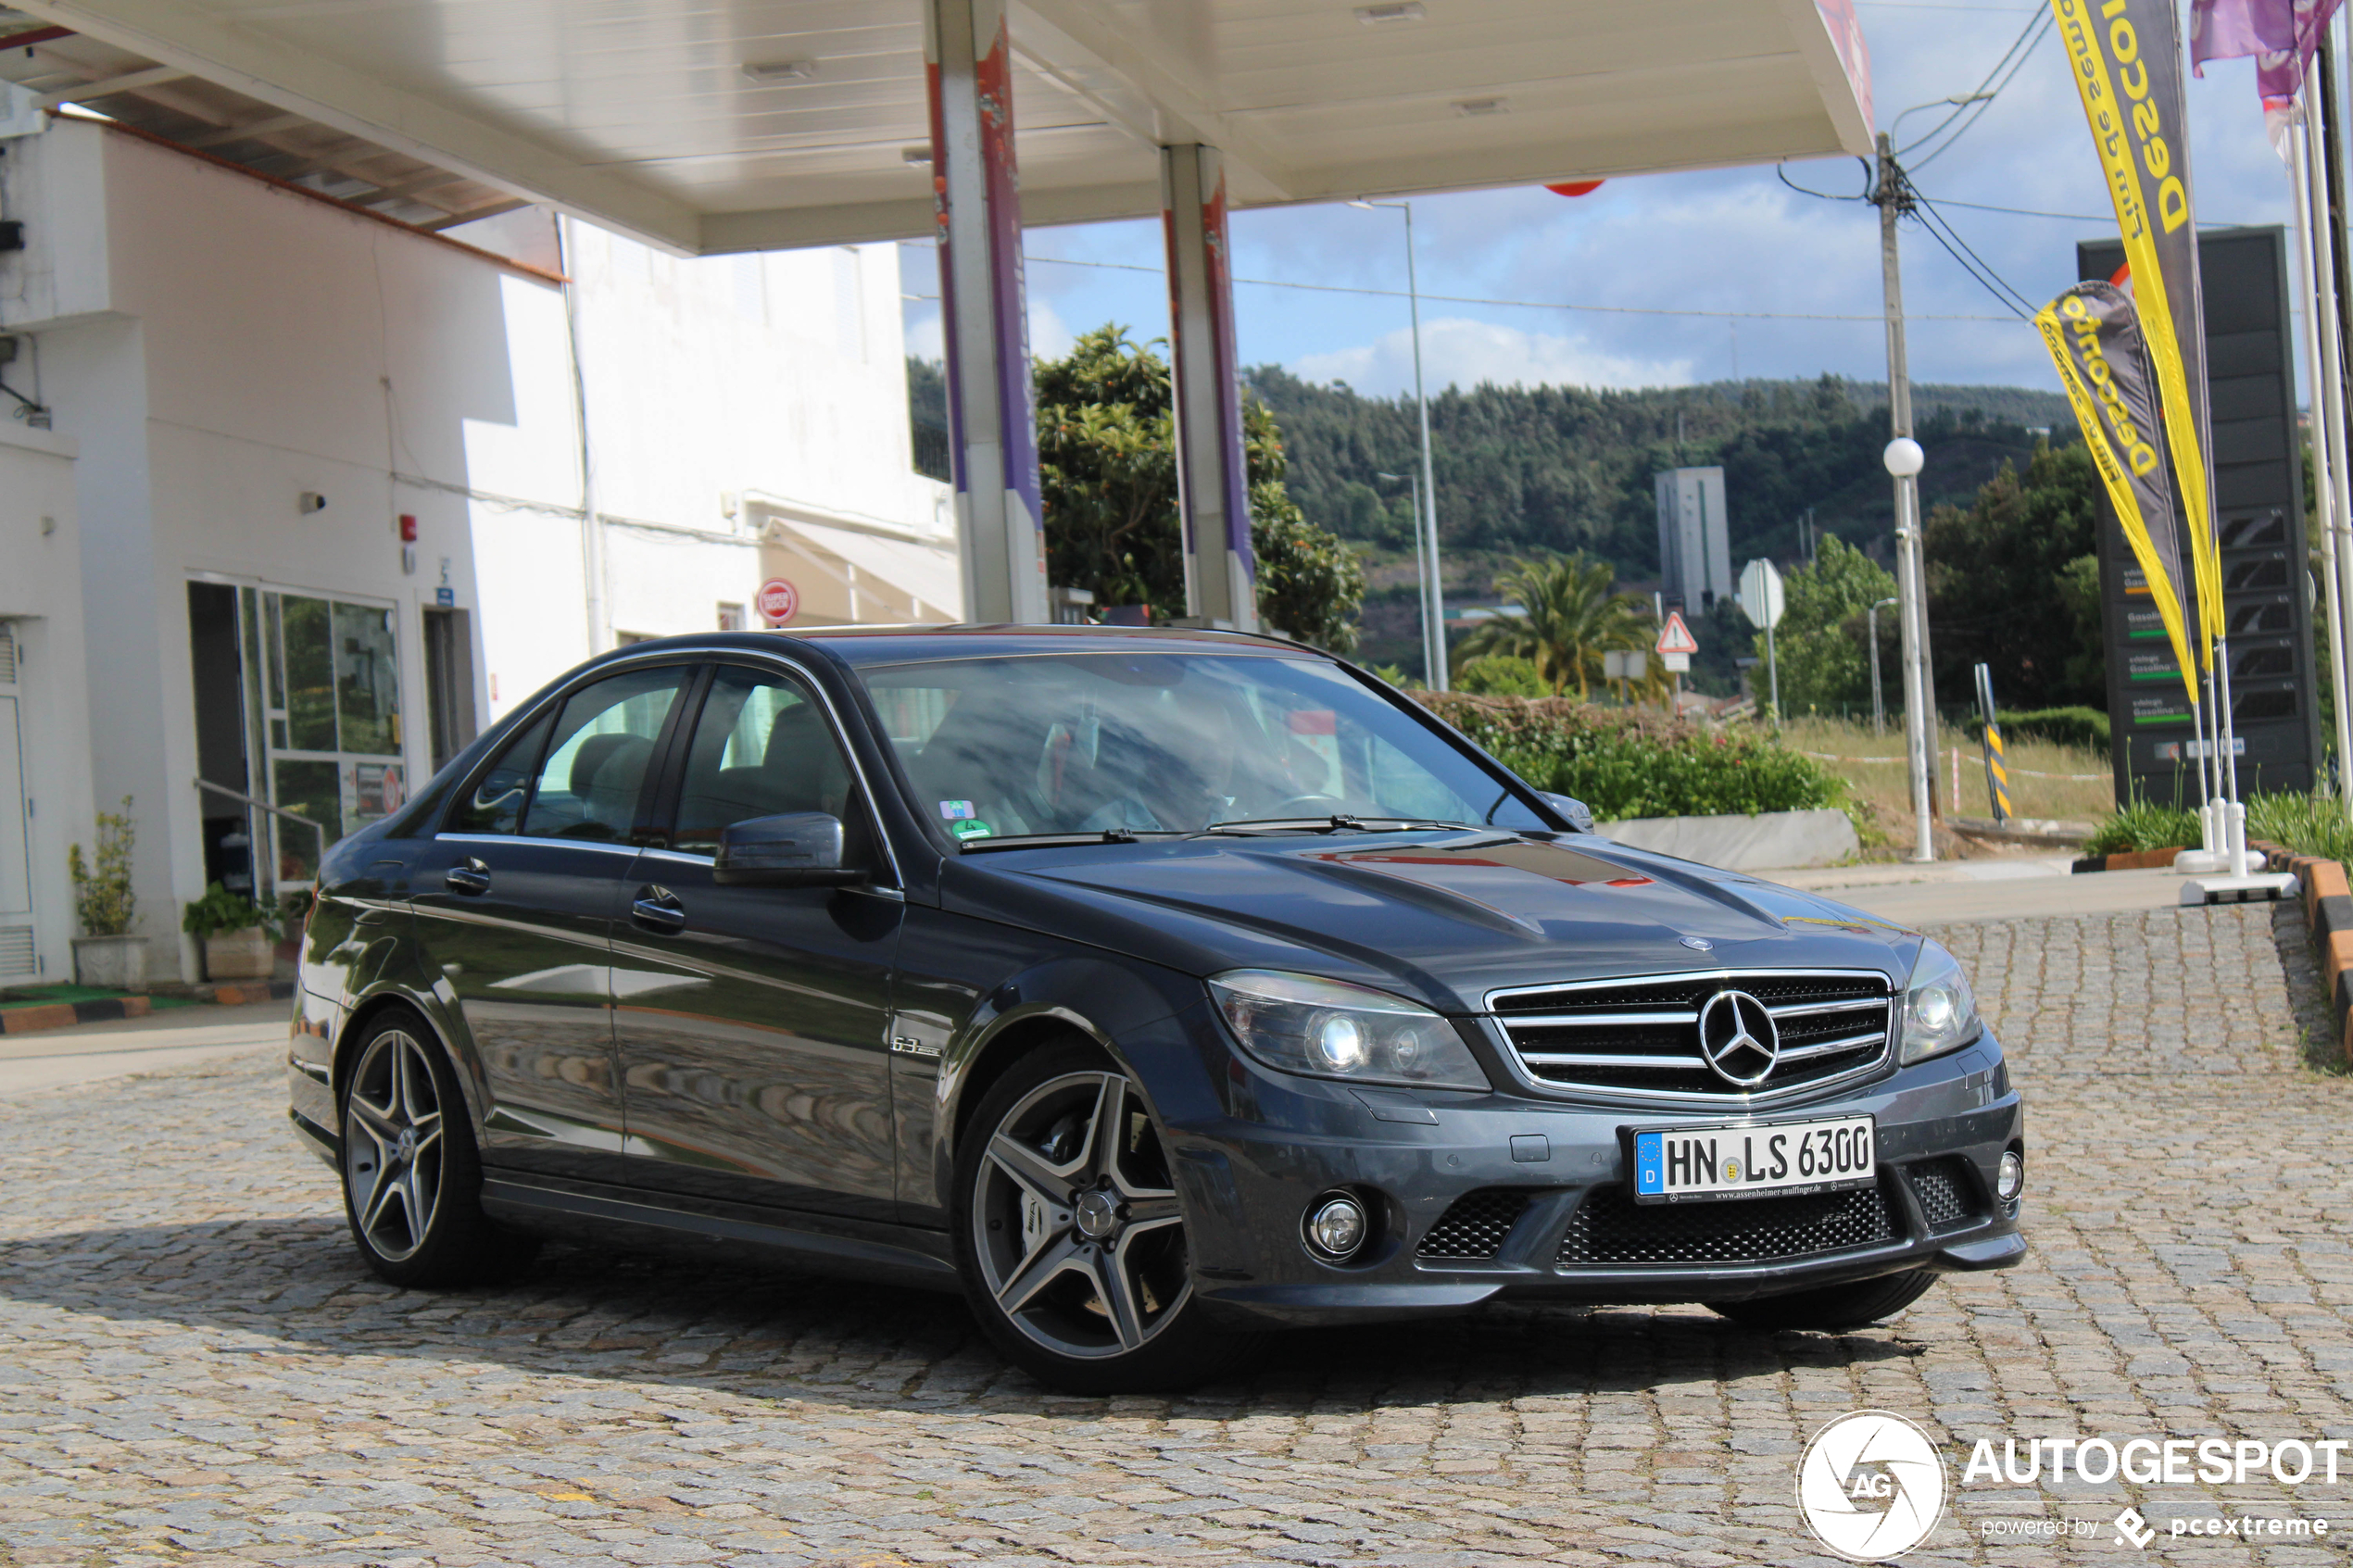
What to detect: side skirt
<box><xmin>479</xmin><ymin>1171</ymin><xmax>963</xmax><ymax>1294</ymax></box>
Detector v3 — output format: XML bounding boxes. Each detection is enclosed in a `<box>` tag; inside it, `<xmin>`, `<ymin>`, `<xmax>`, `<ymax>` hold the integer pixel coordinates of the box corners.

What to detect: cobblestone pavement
<box><xmin>4</xmin><ymin>905</ymin><xmax>2350</xmax><ymax>1567</ymax></box>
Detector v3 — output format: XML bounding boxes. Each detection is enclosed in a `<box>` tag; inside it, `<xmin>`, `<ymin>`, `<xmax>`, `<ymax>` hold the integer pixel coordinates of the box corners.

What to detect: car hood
<box><xmin>943</xmin><ymin>829</ymin><xmax>1923</xmax><ymax>1013</ymax></box>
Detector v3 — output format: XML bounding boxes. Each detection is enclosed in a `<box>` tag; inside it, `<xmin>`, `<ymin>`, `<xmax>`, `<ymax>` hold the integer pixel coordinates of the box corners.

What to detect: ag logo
<box><xmin>1796</xmin><ymin>1410</ymin><xmax>1946</xmax><ymax>1561</ymax></box>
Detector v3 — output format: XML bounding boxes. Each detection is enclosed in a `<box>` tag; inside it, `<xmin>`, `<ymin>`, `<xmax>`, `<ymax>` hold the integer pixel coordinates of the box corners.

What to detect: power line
<box><xmin>1901</xmin><ymin>7</ymin><xmax>2053</xmax><ymax>166</ymax></box>
<box><xmin>1013</xmin><ymin>252</ymin><xmax>2019</xmax><ymax>323</ymax></box>
<box><xmin>1901</xmin><ymin>193</ymin><xmax>2032</xmax><ymax>320</ymax></box>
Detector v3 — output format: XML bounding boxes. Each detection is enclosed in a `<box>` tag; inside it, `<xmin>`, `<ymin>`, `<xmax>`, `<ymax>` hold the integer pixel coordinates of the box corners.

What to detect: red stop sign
<box><xmin>756</xmin><ymin>577</ymin><xmax>799</xmax><ymax>625</ymax></box>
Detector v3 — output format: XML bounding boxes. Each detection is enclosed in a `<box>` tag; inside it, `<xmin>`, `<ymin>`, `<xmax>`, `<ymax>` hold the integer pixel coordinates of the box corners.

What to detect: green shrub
<box><xmin>1418</xmin><ymin>694</ymin><xmax>1843</xmax><ymax>821</ymax></box>
<box><xmin>1453</xmin><ymin>655</ymin><xmax>1550</xmax><ymax>697</ymax></box>
<box><xmin>2083</xmin><ymin>797</ymin><xmax>2199</xmax><ymax>856</ymax></box>
<box><xmin>67</xmin><ymin>797</ymin><xmax>137</xmax><ymax>937</ymax></box>
<box><xmin>182</xmin><ymin>882</ymin><xmax>277</xmax><ymax>940</ymax></box>
<box><xmin>2246</xmin><ymin>792</ymin><xmax>2353</xmax><ymax>871</ymax></box>
<box><xmin>1965</xmin><ymin>705</ymin><xmax>2109</xmax><ymax>753</ymax></box>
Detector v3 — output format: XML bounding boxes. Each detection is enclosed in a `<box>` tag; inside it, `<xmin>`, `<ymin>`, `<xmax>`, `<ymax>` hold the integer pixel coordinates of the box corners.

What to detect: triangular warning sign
<box><xmin>1655</xmin><ymin>610</ymin><xmax>1699</xmax><ymax>656</ymax></box>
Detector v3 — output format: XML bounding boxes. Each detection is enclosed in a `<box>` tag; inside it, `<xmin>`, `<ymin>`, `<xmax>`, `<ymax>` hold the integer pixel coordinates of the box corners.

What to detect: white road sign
<box><xmin>1740</xmin><ymin>558</ymin><xmax>1784</xmax><ymax>631</ymax></box>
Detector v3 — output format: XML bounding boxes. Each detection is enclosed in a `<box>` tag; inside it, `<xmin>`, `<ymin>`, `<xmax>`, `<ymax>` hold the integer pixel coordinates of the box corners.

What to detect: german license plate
<box><xmin>1629</xmin><ymin>1115</ymin><xmax>1876</xmax><ymax>1204</ymax></box>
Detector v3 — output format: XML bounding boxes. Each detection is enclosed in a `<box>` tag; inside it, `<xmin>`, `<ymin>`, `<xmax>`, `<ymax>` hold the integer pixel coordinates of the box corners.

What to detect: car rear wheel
<box><xmin>953</xmin><ymin>1039</ymin><xmax>1260</xmax><ymax>1394</ymax></box>
<box><xmin>1705</xmin><ymin>1268</ymin><xmax>1938</xmax><ymax>1332</ymax></box>
<box><xmin>340</xmin><ymin>1008</ymin><xmax>534</xmax><ymax>1287</ymax></box>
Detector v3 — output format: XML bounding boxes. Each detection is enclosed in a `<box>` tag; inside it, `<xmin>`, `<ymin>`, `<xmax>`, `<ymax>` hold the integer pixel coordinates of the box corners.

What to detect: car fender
<box><xmin>925</xmin><ymin>953</ymin><xmax>1202</xmax><ymax>1216</ymax></box>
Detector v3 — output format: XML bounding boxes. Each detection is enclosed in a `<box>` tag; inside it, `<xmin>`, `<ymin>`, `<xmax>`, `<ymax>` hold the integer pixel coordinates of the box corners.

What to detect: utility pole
<box><xmin>1874</xmin><ymin>132</ymin><xmax>1936</xmax><ymax>863</ymax></box>
<box><xmin>1869</xmin><ymin>595</ymin><xmax>1898</xmax><ymax>735</ymax></box>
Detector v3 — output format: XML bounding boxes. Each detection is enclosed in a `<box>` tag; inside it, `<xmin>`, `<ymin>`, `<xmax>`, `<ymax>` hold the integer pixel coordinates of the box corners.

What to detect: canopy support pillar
<box><xmin>1163</xmin><ymin>144</ymin><xmax>1257</xmax><ymax>633</ymax></box>
<box><xmin>926</xmin><ymin>0</ymin><xmax>1047</xmax><ymax>624</ymax></box>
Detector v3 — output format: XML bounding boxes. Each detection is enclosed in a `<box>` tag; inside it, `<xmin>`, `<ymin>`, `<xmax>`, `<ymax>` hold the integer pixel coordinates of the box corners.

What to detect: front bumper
<box><xmin>1158</xmin><ymin>1010</ymin><xmax>2023</xmax><ymax>1328</ymax></box>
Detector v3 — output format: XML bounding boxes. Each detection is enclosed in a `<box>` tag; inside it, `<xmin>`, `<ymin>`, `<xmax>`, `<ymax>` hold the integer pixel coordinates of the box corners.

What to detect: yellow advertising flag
<box><xmin>2048</xmin><ymin>0</ymin><xmax>2221</xmax><ymax>668</ymax></box>
<box><xmin>2035</xmin><ymin>282</ymin><xmax>2200</xmax><ymax>708</ymax></box>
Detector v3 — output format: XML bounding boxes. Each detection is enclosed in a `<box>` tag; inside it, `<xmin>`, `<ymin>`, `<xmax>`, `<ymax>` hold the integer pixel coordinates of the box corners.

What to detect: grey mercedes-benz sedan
<box><xmin>286</xmin><ymin>624</ymin><xmax>2024</xmax><ymax>1391</ymax></box>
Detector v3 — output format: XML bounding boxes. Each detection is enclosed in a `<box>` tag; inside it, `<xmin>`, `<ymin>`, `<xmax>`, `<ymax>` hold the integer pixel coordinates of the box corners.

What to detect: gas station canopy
<box><xmin>5</xmin><ymin>0</ymin><xmax>1873</xmax><ymax>256</ymax></box>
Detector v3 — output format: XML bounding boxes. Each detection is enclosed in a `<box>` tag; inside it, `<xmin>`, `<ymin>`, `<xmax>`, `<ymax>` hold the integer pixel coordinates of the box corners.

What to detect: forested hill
<box><xmin>1241</xmin><ymin>369</ymin><xmax>2076</xmax><ymax>579</ymax></box>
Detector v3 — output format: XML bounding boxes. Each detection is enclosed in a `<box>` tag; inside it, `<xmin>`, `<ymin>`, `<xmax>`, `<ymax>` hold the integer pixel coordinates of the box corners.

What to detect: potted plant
<box><xmin>182</xmin><ymin>882</ymin><xmax>280</xmax><ymax>982</ymax></box>
<box><xmin>68</xmin><ymin>797</ymin><xmax>145</xmax><ymax>989</ymax></box>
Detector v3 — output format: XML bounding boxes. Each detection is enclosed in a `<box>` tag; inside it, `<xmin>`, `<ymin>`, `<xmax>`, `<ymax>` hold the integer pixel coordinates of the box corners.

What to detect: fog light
<box><xmin>1995</xmin><ymin>1149</ymin><xmax>2024</xmax><ymax>1203</ymax></box>
<box><xmin>1303</xmin><ymin>1193</ymin><xmax>1368</xmax><ymax>1260</ymax></box>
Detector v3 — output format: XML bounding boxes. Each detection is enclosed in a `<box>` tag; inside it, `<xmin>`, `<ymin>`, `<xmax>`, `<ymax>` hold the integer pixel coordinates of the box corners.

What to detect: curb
<box><xmin>0</xmin><ymin>979</ymin><xmax>294</xmax><ymax>1038</ymax></box>
<box><xmin>2070</xmin><ymin>846</ymin><xmax>2191</xmax><ymax>873</ymax></box>
<box><xmin>2255</xmin><ymin>842</ymin><xmax>2353</xmax><ymax>1065</ymax></box>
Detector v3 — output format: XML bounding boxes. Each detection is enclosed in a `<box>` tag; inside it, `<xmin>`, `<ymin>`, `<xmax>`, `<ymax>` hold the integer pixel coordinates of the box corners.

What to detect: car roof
<box><xmin>611</xmin><ymin>623</ymin><xmax>1324</xmax><ymax>669</ymax></box>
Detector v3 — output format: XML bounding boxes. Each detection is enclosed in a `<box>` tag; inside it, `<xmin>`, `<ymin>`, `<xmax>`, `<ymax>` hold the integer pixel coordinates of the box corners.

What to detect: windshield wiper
<box><xmin>1206</xmin><ymin>815</ymin><xmax>1470</xmax><ymax>834</ymax></box>
<box><xmin>957</xmin><ymin>829</ymin><xmax>1187</xmax><ymax>852</ymax></box>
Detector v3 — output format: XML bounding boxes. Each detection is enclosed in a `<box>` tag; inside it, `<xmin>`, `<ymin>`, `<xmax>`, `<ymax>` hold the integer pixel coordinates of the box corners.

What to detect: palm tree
<box><xmin>1456</xmin><ymin>553</ymin><xmax>1655</xmax><ymax>699</ymax></box>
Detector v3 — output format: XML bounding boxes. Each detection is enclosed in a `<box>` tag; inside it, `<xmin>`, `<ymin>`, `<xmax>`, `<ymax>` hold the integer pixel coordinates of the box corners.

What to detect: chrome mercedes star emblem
<box><xmin>1679</xmin><ymin>935</ymin><xmax>1714</xmax><ymax>952</ymax></box>
<box><xmin>1697</xmin><ymin>988</ymin><xmax>1780</xmax><ymax>1088</ymax></box>
<box><xmin>1073</xmin><ymin>1188</ymin><xmax>1121</xmax><ymax>1240</ymax></box>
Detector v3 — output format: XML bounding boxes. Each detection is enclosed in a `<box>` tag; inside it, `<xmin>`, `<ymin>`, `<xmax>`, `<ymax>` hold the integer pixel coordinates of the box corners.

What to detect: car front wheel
<box><xmin>1706</xmin><ymin>1267</ymin><xmax>1938</xmax><ymax>1332</ymax></box>
<box><xmin>952</xmin><ymin>1039</ymin><xmax>1259</xmax><ymax>1394</ymax></box>
<box><xmin>340</xmin><ymin>1009</ymin><xmax>532</xmax><ymax>1287</ymax></box>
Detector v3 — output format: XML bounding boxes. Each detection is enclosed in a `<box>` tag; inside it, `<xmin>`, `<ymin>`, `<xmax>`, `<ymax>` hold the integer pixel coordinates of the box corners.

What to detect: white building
<box><xmin>0</xmin><ymin>115</ymin><xmax>952</xmax><ymax>988</ymax></box>
<box><xmin>1655</xmin><ymin>466</ymin><xmax>1734</xmax><ymax>613</ymax></box>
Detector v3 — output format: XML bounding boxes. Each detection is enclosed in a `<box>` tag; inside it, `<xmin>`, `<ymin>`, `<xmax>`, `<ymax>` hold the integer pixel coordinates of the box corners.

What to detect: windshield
<box><xmin>857</xmin><ymin>652</ymin><xmax>1545</xmax><ymax>841</ymax></box>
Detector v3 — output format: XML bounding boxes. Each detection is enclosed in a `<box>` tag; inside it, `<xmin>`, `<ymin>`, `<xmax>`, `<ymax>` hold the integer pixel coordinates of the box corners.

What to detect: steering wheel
<box><xmin>1266</xmin><ymin>794</ymin><xmax>1350</xmax><ymax>819</ymax></box>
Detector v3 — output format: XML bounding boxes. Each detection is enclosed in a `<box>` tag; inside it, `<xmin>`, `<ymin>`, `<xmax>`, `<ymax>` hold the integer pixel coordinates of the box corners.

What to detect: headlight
<box><xmin>1208</xmin><ymin>970</ymin><xmax>1490</xmax><ymax>1091</ymax></box>
<box><xmin>1897</xmin><ymin>940</ymin><xmax>1982</xmax><ymax>1064</ymax></box>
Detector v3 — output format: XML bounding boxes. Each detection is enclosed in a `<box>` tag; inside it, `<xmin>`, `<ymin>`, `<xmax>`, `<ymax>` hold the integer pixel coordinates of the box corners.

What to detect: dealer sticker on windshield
<box><xmin>1629</xmin><ymin>1114</ymin><xmax>1875</xmax><ymax>1204</ymax></box>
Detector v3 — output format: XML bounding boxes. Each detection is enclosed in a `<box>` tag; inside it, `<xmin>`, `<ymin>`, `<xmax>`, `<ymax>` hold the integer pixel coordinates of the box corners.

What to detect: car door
<box><xmin>610</xmin><ymin>660</ymin><xmax>903</xmax><ymax>1221</ymax></box>
<box><xmin>408</xmin><ymin>662</ymin><xmax>690</xmax><ymax>1181</ymax></box>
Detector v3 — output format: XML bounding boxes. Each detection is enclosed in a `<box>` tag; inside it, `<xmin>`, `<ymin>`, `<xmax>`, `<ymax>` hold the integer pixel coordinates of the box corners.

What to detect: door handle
<box><xmin>445</xmin><ymin>858</ymin><xmax>491</xmax><ymax>896</ymax></box>
<box><xmin>631</xmin><ymin>885</ymin><xmax>686</xmax><ymax>934</ymax></box>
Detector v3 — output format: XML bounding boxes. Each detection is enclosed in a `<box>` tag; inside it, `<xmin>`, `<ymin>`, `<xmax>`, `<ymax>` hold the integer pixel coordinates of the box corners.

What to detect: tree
<box><xmin>1921</xmin><ymin>441</ymin><xmax>2104</xmax><ymax>709</ymax></box>
<box><xmin>1759</xmin><ymin>534</ymin><xmax>1900</xmax><ymax>715</ymax></box>
<box><xmin>1454</xmin><ymin>553</ymin><xmax>1655</xmax><ymax>698</ymax></box>
<box><xmin>1034</xmin><ymin>326</ymin><xmax>1365</xmax><ymax>650</ymax></box>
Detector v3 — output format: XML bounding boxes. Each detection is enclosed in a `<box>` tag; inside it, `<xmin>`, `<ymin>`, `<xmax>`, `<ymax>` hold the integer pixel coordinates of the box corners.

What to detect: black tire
<box><xmin>338</xmin><ymin>1007</ymin><xmax>535</xmax><ymax>1287</ymax></box>
<box><xmin>1706</xmin><ymin>1268</ymin><xmax>1938</xmax><ymax>1332</ymax></box>
<box><xmin>951</xmin><ymin>1037</ymin><xmax>1262</xmax><ymax>1394</ymax></box>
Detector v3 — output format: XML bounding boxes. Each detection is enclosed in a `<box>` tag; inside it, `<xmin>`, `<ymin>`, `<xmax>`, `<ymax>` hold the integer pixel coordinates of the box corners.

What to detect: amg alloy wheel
<box><xmin>338</xmin><ymin>1009</ymin><xmax>531</xmax><ymax>1287</ymax></box>
<box><xmin>955</xmin><ymin>1041</ymin><xmax>1256</xmax><ymax>1393</ymax></box>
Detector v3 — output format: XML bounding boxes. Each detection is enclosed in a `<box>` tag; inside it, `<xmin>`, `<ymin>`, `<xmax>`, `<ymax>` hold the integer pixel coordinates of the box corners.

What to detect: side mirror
<box><xmin>712</xmin><ymin>812</ymin><xmax>864</xmax><ymax>886</ymax></box>
<box><xmin>1538</xmin><ymin>792</ymin><xmax>1595</xmax><ymax>834</ymax></box>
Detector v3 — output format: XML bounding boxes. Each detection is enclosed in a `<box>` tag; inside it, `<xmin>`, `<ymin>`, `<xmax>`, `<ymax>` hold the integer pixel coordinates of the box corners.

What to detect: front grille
<box><xmin>1418</xmin><ymin>1190</ymin><xmax>1535</xmax><ymax>1260</ymax></box>
<box><xmin>1906</xmin><ymin>1158</ymin><xmax>1980</xmax><ymax>1232</ymax></box>
<box><xmin>1491</xmin><ymin>970</ymin><xmax>1893</xmax><ymax>1098</ymax></box>
<box><xmin>1557</xmin><ymin>1180</ymin><xmax>1897</xmax><ymax>1266</ymax></box>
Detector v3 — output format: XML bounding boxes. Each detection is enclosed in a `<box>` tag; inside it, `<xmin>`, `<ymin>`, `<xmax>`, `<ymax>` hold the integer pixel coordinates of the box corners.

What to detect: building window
<box><xmin>716</xmin><ymin>602</ymin><xmax>746</xmax><ymax>632</ymax></box>
<box><xmin>615</xmin><ymin>631</ymin><xmax>654</xmax><ymax>646</ymax></box>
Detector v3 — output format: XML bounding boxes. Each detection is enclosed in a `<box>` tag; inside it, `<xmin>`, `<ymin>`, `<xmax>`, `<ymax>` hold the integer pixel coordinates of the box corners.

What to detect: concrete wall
<box><xmin>0</xmin><ymin>425</ymin><xmax>94</xmax><ymax>985</ymax></box>
<box><xmin>0</xmin><ymin>118</ymin><xmax>946</xmax><ymax>982</ymax></box>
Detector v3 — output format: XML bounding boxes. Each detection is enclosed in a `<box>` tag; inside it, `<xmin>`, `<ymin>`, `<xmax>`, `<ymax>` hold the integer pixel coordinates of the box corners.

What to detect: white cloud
<box><xmin>899</xmin><ymin>296</ymin><xmax>1076</xmax><ymax>365</ymax></box>
<box><xmin>1289</xmin><ymin>316</ymin><xmax>1692</xmax><ymax>395</ymax></box>
<box><xmin>904</xmin><ymin>305</ymin><xmax>942</xmax><ymax>362</ymax></box>
<box><xmin>1027</xmin><ymin>297</ymin><xmax>1076</xmax><ymax>360</ymax></box>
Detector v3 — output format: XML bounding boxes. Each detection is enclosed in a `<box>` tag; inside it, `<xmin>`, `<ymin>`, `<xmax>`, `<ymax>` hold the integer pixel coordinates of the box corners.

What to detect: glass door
<box><xmin>232</xmin><ymin>585</ymin><xmax>407</xmax><ymax>886</ymax></box>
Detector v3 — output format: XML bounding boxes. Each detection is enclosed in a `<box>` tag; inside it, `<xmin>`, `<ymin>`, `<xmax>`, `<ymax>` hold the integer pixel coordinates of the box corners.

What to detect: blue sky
<box><xmin>903</xmin><ymin>0</ymin><xmax>2313</xmax><ymax>399</ymax></box>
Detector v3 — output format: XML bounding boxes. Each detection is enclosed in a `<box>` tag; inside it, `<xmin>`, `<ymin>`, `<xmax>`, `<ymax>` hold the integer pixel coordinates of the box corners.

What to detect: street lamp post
<box><xmin>1375</xmin><ymin>470</ymin><xmax>1440</xmax><ymax>685</ymax></box>
<box><xmin>1354</xmin><ymin>198</ymin><xmax>1447</xmax><ymax>689</ymax></box>
<box><xmin>1868</xmin><ymin>596</ymin><xmax>1898</xmax><ymax>735</ymax></box>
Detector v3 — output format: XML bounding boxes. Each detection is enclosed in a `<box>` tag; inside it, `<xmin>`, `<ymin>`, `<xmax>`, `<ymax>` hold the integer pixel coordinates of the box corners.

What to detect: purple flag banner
<box><xmin>2191</xmin><ymin>0</ymin><xmax>2345</xmax><ymax>99</ymax></box>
